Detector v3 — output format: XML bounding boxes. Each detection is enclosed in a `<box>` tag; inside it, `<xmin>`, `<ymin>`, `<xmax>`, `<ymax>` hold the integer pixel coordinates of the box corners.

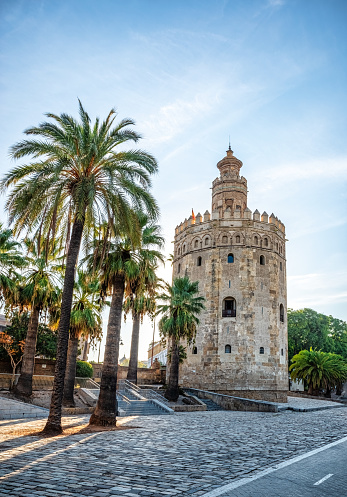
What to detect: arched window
<box><xmin>260</xmin><ymin>347</ymin><xmax>264</xmax><ymax>354</ymax></box>
<box><xmin>260</xmin><ymin>255</ymin><xmax>265</xmax><ymax>265</ymax></box>
<box><xmin>280</xmin><ymin>304</ymin><xmax>284</xmax><ymax>323</ymax></box>
<box><xmin>281</xmin><ymin>348</ymin><xmax>284</xmax><ymax>356</ymax></box>
<box><xmin>183</xmin><ymin>244</ymin><xmax>186</xmax><ymax>253</ymax></box>
<box><xmin>205</xmin><ymin>237</ymin><xmax>210</xmax><ymax>246</ymax></box>
<box><xmin>280</xmin><ymin>262</ymin><xmax>282</xmax><ymax>271</ymax></box>
<box><xmin>236</xmin><ymin>235</ymin><xmax>240</xmax><ymax>243</ymax></box>
<box><xmin>192</xmin><ymin>346</ymin><xmax>197</xmax><ymax>355</ymax></box>
<box><xmin>197</xmin><ymin>256</ymin><xmax>202</xmax><ymax>266</ymax></box>
<box><xmin>194</xmin><ymin>239</ymin><xmax>199</xmax><ymax>248</ymax></box>
<box><xmin>228</xmin><ymin>253</ymin><xmax>234</xmax><ymax>263</ymax></box>
<box><xmin>222</xmin><ymin>235</ymin><xmax>228</xmax><ymax>244</ymax></box>
<box><xmin>225</xmin><ymin>344</ymin><xmax>231</xmax><ymax>354</ymax></box>
<box><xmin>254</xmin><ymin>236</ymin><xmax>258</xmax><ymax>245</ymax></box>
<box><xmin>178</xmin><ymin>263</ymin><xmax>181</xmax><ymax>274</ymax></box>
<box><xmin>263</xmin><ymin>238</ymin><xmax>268</xmax><ymax>247</ymax></box>
<box><xmin>276</xmin><ymin>242</ymin><xmax>278</xmax><ymax>251</ymax></box>
<box><xmin>178</xmin><ymin>247</ymin><xmax>181</xmax><ymax>255</ymax></box>
<box><xmin>222</xmin><ymin>297</ymin><xmax>236</xmax><ymax>317</ymax></box>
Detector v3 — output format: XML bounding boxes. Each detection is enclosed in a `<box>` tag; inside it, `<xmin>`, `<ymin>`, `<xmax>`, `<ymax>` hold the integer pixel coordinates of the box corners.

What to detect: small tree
<box><xmin>157</xmin><ymin>276</ymin><xmax>205</xmax><ymax>402</ymax></box>
<box><xmin>0</xmin><ymin>332</ymin><xmax>25</xmax><ymax>388</ymax></box>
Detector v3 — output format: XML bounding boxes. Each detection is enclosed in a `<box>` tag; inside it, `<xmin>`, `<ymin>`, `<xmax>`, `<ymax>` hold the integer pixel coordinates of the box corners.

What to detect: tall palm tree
<box><xmin>157</xmin><ymin>276</ymin><xmax>205</xmax><ymax>402</ymax></box>
<box><xmin>124</xmin><ymin>216</ymin><xmax>164</xmax><ymax>384</ymax></box>
<box><xmin>2</xmin><ymin>101</ymin><xmax>158</xmax><ymax>434</ymax></box>
<box><xmin>13</xmin><ymin>242</ymin><xmax>60</xmax><ymax>398</ymax></box>
<box><xmin>62</xmin><ymin>270</ymin><xmax>103</xmax><ymax>406</ymax></box>
<box><xmin>88</xmin><ymin>231</ymin><xmax>138</xmax><ymax>426</ymax></box>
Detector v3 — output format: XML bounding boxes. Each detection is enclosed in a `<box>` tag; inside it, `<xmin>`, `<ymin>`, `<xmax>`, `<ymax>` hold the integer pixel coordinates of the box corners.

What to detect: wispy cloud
<box><xmin>253</xmin><ymin>156</ymin><xmax>347</xmax><ymax>193</ymax></box>
<box><xmin>140</xmin><ymin>90</ymin><xmax>223</xmax><ymax>144</ymax></box>
<box><xmin>267</xmin><ymin>0</ymin><xmax>286</xmax><ymax>7</ymax></box>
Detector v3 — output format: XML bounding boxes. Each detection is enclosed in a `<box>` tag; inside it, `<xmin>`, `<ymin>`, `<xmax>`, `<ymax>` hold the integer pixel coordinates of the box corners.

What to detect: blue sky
<box><xmin>1</xmin><ymin>0</ymin><xmax>346</xmax><ymax>361</ymax></box>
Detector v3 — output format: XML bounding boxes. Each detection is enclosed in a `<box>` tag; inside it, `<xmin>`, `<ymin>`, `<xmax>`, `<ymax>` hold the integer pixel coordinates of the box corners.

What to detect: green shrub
<box><xmin>76</xmin><ymin>360</ymin><xmax>93</xmax><ymax>378</ymax></box>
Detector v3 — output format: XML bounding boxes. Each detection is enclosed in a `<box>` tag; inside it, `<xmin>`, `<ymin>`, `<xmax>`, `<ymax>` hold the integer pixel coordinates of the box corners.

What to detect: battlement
<box><xmin>175</xmin><ymin>208</ymin><xmax>286</xmax><ymax>236</ymax></box>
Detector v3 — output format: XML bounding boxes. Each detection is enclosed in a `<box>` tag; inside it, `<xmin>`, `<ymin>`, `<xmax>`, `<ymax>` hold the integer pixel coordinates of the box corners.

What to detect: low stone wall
<box><xmin>214</xmin><ymin>389</ymin><xmax>287</xmax><ymax>403</ymax></box>
<box><xmin>172</xmin><ymin>404</ymin><xmax>206</xmax><ymax>412</ymax></box>
<box><xmin>0</xmin><ymin>359</ymin><xmax>56</xmax><ymax>376</ymax></box>
<box><xmin>0</xmin><ymin>360</ymin><xmax>167</xmax><ymax>385</ymax></box>
<box><xmin>185</xmin><ymin>388</ymin><xmax>278</xmax><ymax>413</ymax></box>
<box><xmin>91</xmin><ymin>364</ymin><xmax>166</xmax><ymax>385</ymax></box>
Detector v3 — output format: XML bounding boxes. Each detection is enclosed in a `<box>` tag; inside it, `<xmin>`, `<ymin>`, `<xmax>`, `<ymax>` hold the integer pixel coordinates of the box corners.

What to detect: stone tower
<box><xmin>172</xmin><ymin>148</ymin><xmax>288</xmax><ymax>402</ymax></box>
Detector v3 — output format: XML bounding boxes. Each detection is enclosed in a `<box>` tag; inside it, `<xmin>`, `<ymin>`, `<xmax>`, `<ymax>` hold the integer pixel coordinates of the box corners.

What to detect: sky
<box><xmin>0</xmin><ymin>0</ymin><xmax>346</xmax><ymax>362</ymax></box>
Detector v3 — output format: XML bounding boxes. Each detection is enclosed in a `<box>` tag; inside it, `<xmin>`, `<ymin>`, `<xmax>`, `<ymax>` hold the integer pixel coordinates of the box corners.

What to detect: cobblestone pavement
<box><xmin>0</xmin><ymin>409</ymin><xmax>347</xmax><ymax>497</ymax></box>
<box><xmin>277</xmin><ymin>395</ymin><xmax>345</xmax><ymax>410</ymax></box>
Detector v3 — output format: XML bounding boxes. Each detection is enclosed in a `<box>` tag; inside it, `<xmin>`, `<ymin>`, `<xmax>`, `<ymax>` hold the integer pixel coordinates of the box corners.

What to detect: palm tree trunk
<box><xmin>13</xmin><ymin>307</ymin><xmax>40</xmax><ymax>397</ymax></box>
<box><xmin>82</xmin><ymin>338</ymin><xmax>89</xmax><ymax>361</ymax></box>
<box><xmin>62</xmin><ymin>333</ymin><xmax>79</xmax><ymax>407</ymax></box>
<box><xmin>127</xmin><ymin>313</ymin><xmax>140</xmax><ymax>384</ymax></box>
<box><xmin>165</xmin><ymin>337</ymin><xmax>180</xmax><ymax>402</ymax></box>
<box><xmin>89</xmin><ymin>274</ymin><xmax>125</xmax><ymax>426</ymax></box>
<box><xmin>42</xmin><ymin>217</ymin><xmax>84</xmax><ymax>435</ymax></box>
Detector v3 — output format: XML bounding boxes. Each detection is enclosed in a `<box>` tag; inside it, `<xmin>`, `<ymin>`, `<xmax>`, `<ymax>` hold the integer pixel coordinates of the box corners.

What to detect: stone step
<box><xmin>201</xmin><ymin>399</ymin><xmax>225</xmax><ymax>411</ymax></box>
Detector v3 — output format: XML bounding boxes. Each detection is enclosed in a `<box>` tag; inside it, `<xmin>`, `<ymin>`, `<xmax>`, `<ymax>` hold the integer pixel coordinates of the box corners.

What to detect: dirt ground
<box><xmin>1</xmin><ymin>420</ymin><xmax>139</xmax><ymax>438</ymax></box>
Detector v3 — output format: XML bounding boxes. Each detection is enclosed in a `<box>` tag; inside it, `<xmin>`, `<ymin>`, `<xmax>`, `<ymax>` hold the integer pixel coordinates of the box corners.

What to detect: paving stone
<box><xmin>0</xmin><ymin>410</ymin><xmax>347</xmax><ymax>496</ymax></box>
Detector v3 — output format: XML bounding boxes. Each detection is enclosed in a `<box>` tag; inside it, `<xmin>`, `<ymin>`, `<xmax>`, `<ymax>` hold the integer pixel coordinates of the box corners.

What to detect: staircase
<box><xmin>88</xmin><ymin>380</ymin><xmax>174</xmax><ymax>416</ymax></box>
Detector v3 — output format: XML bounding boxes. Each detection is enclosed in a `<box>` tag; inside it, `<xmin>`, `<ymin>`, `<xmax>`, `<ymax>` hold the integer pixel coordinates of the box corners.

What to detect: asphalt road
<box><xmin>203</xmin><ymin>437</ymin><xmax>347</xmax><ymax>497</ymax></box>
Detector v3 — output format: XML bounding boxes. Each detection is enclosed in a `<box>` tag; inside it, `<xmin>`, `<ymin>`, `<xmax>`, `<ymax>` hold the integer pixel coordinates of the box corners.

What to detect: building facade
<box><xmin>172</xmin><ymin>148</ymin><xmax>288</xmax><ymax>402</ymax></box>
<box><xmin>147</xmin><ymin>341</ymin><xmax>167</xmax><ymax>367</ymax></box>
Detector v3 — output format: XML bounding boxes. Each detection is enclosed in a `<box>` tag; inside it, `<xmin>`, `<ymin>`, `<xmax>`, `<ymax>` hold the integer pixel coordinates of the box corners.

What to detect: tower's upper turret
<box><xmin>212</xmin><ymin>147</ymin><xmax>248</xmax><ymax>219</ymax></box>
<box><xmin>216</xmin><ymin>146</ymin><xmax>243</xmax><ymax>177</ymax></box>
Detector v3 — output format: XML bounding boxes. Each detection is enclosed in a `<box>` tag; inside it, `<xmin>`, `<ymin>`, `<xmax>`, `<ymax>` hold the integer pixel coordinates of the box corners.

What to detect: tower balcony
<box><xmin>222</xmin><ymin>309</ymin><xmax>236</xmax><ymax>318</ymax></box>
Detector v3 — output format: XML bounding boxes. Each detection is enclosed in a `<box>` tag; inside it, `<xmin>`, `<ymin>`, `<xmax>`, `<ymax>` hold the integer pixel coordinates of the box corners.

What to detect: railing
<box><xmin>140</xmin><ymin>388</ymin><xmax>169</xmax><ymax>405</ymax></box>
<box><xmin>222</xmin><ymin>309</ymin><xmax>236</xmax><ymax>317</ymax></box>
<box><xmin>119</xmin><ymin>379</ymin><xmax>169</xmax><ymax>405</ymax></box>
<box><xmin>74</xmin><ymin>377</ymin><xmax>100</xmax><ymax>389</ymax></box>
<box><xmin>119</xmin><ymin>379</ymin><xmax>141</xmax><ymax>392</ymax></box>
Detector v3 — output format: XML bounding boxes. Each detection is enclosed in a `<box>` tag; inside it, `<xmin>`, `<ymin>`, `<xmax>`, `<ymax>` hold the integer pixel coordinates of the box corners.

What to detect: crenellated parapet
<box><xmin>175</xmin><ymin>208</ymin><xmax>286</xmax><ymax>236</ymax></box>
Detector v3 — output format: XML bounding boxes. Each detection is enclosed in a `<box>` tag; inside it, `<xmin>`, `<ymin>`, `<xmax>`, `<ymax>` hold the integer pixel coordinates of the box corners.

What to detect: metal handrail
<box><xmin>140</xmin><ymin>388</ymin><xmax>169</xmax><ymax>404</ymax></box>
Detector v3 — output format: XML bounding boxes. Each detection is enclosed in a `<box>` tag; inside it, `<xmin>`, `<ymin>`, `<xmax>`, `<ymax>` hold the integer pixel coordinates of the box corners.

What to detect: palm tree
<box><xmin>88</xmin><ymin>230</ymin><xmax>138</xmax><ymax>426</ymax></box>
<box><xmin>0</xmin><ymin>224</ymin><xmax>26</xmax><ymax>303</ymax></box>
<box><xmin>2</xmin><ymin>101</ymin><xmax>158</xmax><ymax>434</ymax></box>
<box><xmin>290</xmin><ymin>349</ymin><xmax>347</xmax><ymax>396</ymax></box>
<box><xmin>157</xmin><ymin>276</ymin><xmax>205</xmax><ymax>402</ymax></box>
<box><xmin>124</xmin><ymin>216</ymin><xmax>164</xmax><ymax>384</ymax></box>
<box><xmin>61</xmin><ymin>270</ymin><xmax>103</xmax><ymax>406</ymax></box>
<box><xmin>13</xmin><ymin>242</ymin><xmax>60</xmax><ymax>398</ymax></box>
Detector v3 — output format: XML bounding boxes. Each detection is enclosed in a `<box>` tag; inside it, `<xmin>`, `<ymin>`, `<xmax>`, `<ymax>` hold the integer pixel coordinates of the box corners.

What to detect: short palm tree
<box><xmin>157</xmin><ymin>276</ymin><xmax>205</xmax><ymax>401</ymax></box>
<box><xmin>124</xmin><ymin>216</ymin><xmax>164</xmax><ymax>384</ymax></box>
<box><xmin>2</xmin><ymin>102</ymin><xmax>158</xmax><ymax>434</ymax></box>
<box><xmin>13</xmin><ymin>243</ymin><xmax>60</xmax><ymax>397</ymax></box>
<box><xmin>61</xmin><ymin>270</ymin><xmax>103</xmax><ymax>406</ymax></box>
<box><xmin>290</xmin><ymin>349</ymin><xmax>347</xmax><ymax>395</ymax></box>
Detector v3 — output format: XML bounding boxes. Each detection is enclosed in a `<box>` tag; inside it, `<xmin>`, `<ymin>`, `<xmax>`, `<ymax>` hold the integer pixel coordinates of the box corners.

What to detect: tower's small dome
<box><xmin>217</xmin><ymin>146</ymin><xmax>243</xmax><ymax>176</ymax></box>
